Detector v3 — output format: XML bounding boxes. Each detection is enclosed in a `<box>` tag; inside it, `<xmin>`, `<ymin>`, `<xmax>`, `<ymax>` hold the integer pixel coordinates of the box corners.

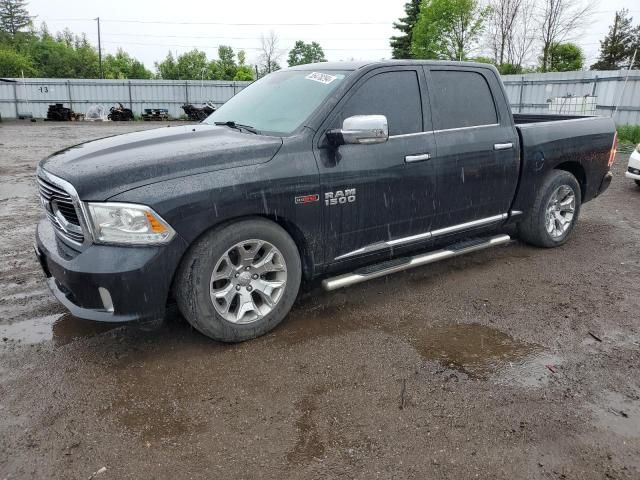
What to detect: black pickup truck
<box><xmin>35</xmin><ymin>61</ymin><xmax>617</xmax><ymax>342</ymax></box>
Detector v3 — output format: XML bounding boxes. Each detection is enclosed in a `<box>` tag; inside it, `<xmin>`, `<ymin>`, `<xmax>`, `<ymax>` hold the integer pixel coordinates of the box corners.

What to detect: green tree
<box><xmin>470</xmin><ymin>55</ymin><xmax>495</xmax><ymax>64</ymax></box>
<box><xmin>0</xmin><ymin>46</ymin><xmax>35</xmax><ymax>76</ymax></box>
<box><xmin>538</xmin><ymin>0</ymin><xmax>593</xmax><ymax>73</ymax></box>
<box><xmin>104</xmin><ymin>48</ymin><xmax>152</xmax><ymax>79</ymax></box>
<box><xmin>390</xmin><ymin>0</ymin><xmax>421</xmax><ymax>59</ymax></box>
<box><xmin>212</xmin><ymin>45</ymin><xmax>237</xmax><ymax>80</ymax></box>
<box><xmin>72</xmin><ymin>33</ymin><xmax>100</xmax><ymax>77</ymax></box>
<box><xmin>233</xmin><ymin>50</ymin><xmax>253</xmax><ymax>81</ymax></box>
<box><xmin>412</xmin><ymin>0</ymin><xmax>490</xmax><ymax>61</ymax></box>
<box><xmin>0</xmin><ymin>15</ymin><xmax>151</xmax><ymax>79</ymax></box>
<box><xmin>155</xmin><ymin>49</ymin><xmax>209</xmax><ymax>80</ymax></box>
<box><xmin>233</xmin><ymin>68</ymin><xmax>253</xmax><ymax>81</ymax></box>
<box><xmin>155</xmin><ymin>51</ymin><xmax>178</xmax><ymax>79</ymax></box>
<box><xmin>591</xmin><ymin>10</ymin><xmax>636</xmax><ymax>70</ymax></box>
<box><xmin>176</xmin><ymin>49</ymin><xmax>208</xmax><ymax>80</ymax></box>
<box><xmin>55</xmin><ymin>27</ymin><xmax>74</xmax><ymax>47</ymax></box>
<box><xmin>547</xmin><ymin>42</ymin><xmax>584</xmax><ymax>71</ymax></box>
<box><xmin>0</xmin><ymin>0</ymin><xmax>32</xmax><ymax>35</ymax></box>
<box><xmin>497</xmin><ymin>62</ymin><xmax>524</xmax><ymax>74</ymax></box>
<box><xmin>287</xmin><ymin>40</ymin><xmax>326</xmax><ymax>66</ymax></box>
<box><xmin>25</xmin><ymin>32</ymin><xmax>100</xmax><ymax>77</ymax></box>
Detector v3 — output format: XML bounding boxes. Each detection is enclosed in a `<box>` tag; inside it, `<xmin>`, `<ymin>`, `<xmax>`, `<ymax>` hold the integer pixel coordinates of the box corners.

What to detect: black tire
<box><xmin>175</xmin><ymin>218</ymin><xmax>301</xmax><ymax>342</ymax></box>
<box><xmin>517</xmin><ymin>170</ymin><xmax>582</xmax><ymax>248</ymax></box>
<box><xmin>635</xmin><ymin>180</ymin><xmax>640</xmax><ymax>187</ymax></box>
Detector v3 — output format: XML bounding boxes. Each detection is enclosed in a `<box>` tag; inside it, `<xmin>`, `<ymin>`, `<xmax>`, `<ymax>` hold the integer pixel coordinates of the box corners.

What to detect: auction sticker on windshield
<box><xmin>305</xmin><ymin>72</ymin><xmax>338</xmax><ymax>84</ymax></box>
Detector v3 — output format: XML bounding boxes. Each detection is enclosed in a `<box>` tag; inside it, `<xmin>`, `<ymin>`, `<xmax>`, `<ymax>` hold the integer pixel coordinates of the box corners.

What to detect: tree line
<box><xmin>0</xmin><ymin>0</ymin><xmax>327</xmax><ymax>80</ymax></box>
<box><xmin>2</xmin><ymin>0</ymin><xmax>639</xmax><ymax>80</ymax></box>
<box><xmin>391</xmin><ymin>0</ymin><xmax>640</xmax><ymax>73</ymax></box>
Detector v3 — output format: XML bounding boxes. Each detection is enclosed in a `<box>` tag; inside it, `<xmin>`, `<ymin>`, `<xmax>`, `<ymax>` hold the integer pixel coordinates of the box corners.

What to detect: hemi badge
<box><xmin>295</xmin><ymin>194</ymin><xmax>319</xmax><ymax>205</ymax></box>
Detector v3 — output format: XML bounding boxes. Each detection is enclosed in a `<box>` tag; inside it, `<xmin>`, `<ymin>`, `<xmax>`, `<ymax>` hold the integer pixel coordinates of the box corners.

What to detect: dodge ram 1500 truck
<box><xmin>34</xmin><ymin>61</ymin><xmax>617</xmax><ymax>342</ymax></box>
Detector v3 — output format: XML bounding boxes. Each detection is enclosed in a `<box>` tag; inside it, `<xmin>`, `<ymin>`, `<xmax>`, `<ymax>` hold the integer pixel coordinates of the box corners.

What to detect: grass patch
<box><xmin>617</xmin><ymin>124</ymin><xmax>640</xmax><ymax>145</ymax></box>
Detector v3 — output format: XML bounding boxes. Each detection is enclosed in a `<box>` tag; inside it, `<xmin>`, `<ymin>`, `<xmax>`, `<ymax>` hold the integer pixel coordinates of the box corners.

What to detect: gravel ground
<box><xmin>0</xmin><ymin>121</ymin><xmax>639</xmax><ymax>479</ymax></box>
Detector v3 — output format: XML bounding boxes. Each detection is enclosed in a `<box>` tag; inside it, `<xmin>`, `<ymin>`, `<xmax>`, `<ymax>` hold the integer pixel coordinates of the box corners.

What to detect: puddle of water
<box><xmin>410</xmin><ymin>323</ymin><xmax>544</xmax><ymax>380</ymax></box>
<box><xmin>592</xmin><ymin>391</ymin><xmax>640</xmax><ymax>438</ymax></box>
<box><xmin>279</xmin><ymin>305</ymin><xmax>557</xmax><ymax>386</ymax></box>
<box><xmin>496</xmin><ymin>352</ymin><xmax>563</xmax><ymax>388</ymax></box>
<box><xmin>0</xmin><ymin>314</ymin><xmax>60</xmax><ymax>345</ymax></box>
<box><xmin>0</xmin><ymin>313</ymin><xmax>123</xmax><ymax>346</ymax></box>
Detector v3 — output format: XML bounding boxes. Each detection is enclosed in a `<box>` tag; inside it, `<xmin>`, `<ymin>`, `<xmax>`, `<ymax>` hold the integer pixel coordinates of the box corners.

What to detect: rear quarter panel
<box><xmin>513</xmin><ymin>116</ymin><xmax>616</xmax><ymax>213</ymax></box>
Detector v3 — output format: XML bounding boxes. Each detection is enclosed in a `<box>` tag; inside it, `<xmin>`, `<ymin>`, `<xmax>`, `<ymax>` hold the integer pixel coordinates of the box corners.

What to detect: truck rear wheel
<box><xmin>175</xmin><ymin>218</ymin><xmax>301</xmax><ymax>342</ymax></box>
<box><xmin>518</xmin><ymin>170</ymin><xmax>581</xmax><ymax>248</ymax></box>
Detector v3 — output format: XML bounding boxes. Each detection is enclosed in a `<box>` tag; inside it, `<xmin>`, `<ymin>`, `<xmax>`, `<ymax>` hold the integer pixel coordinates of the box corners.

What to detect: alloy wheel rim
<box><xmin>545</xmin><ymin>185</ymin><xmax>576</xmax><ymax>239</ymax></box>
<box><xmin>210</xmin><ymin>239</ymin><xmax>287</xmax><ymax>324</ymax></box>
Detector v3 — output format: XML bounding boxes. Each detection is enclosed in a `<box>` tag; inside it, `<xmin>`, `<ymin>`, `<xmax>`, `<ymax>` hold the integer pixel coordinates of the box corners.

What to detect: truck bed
<box><xmin>513</xmin><ymin>113</ymin><xmax>591</xmax><ymax>124</ymax></box>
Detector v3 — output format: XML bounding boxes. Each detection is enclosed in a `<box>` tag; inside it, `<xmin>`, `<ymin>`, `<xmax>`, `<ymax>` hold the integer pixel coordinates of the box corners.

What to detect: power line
<box><xmin>98</xmin><ymin>40</ymin><xmax>390</xmax><ymax>51</ymax></box>
<box><xmin>90</xmin><ymin>31</ymin><xmax>604</xmax><ymax>47</ymax></box>
<box><xmin>96</xmin><ymin>32</ymin><xmax>389</xmax><ymax>41</ymax></box>
<box><xmin>41</xmin><ymin>9</ymin><xmax>640</xmax><ymax>25</ymax></box>
<box><xmin>42</xmin><ymin>17</ymin><xmax>394</xmax><ymax>26</ymax></box>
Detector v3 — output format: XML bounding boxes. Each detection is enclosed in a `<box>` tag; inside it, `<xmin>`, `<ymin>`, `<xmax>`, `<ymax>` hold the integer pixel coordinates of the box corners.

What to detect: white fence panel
<box><xmin>0</xmin><ymin>78</ymin><xmax>251</xmax><ymax>120</ymax></box>
<box><xmin>502</xmin><ymin>70</ymin><xmax>640</xmax><ymax>124</ymax></box>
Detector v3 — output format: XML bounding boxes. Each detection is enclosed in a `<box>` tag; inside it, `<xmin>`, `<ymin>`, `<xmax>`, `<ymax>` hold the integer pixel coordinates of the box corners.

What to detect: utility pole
<box><xmin>95</xmin><ymin>17</ymin><xmax>103</xmax><ymax>79</ymax></box>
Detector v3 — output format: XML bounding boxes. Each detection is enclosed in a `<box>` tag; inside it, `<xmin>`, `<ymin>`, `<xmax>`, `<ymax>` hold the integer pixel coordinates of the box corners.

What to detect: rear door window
<box><xmin>338</xmin><ymin>70</ymin><xmax>423</xmax><ymax>136</ymax></box>
<box><xmin>430</xmin><ymin>70</ymin><xmax>498</xmax><ymax>130</ymax></box>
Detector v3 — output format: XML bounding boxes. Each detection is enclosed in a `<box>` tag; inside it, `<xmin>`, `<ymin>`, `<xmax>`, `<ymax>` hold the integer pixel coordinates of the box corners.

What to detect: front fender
<box><xmin>108</xmin><ymin>153</ymin><xmax>323</xmax><ymax>279</ymax></box>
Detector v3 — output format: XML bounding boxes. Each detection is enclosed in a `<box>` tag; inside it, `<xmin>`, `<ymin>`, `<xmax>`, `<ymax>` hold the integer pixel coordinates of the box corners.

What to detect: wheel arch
<box><xmin>168</xmin><ymin>214</ymin><xmax>315</xmax><ymax>304</ymax></box>
<box><xmin>553</xmin><ymin>161</ymin><xmax>586</xmax><ymax>200</ymax></box>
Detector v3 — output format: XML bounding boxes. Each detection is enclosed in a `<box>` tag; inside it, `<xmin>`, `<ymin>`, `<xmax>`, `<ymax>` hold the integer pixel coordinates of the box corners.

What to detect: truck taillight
<box><xmin>608</xmin><ymin>132</ymin><xmax>618</xmax><ymax>167</ymax></box>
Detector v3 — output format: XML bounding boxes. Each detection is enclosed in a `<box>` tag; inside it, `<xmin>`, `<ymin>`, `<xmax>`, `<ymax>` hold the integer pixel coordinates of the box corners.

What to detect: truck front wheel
<box><xmin>175</xmin><ymin>218</ymin><xmax>302</xmax><ymax>342</ymax></box>
<box><xmin>518</xmin><ymin>170</ymin><xmax>582</xmax><ymax>248</ymax></box>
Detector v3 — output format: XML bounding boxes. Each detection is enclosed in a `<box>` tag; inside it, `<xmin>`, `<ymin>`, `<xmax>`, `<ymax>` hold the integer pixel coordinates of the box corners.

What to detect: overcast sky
<box><xmin>27</xmin><ymin>0</ymin><xmax>640</xmax><ymax>71</ymax></box>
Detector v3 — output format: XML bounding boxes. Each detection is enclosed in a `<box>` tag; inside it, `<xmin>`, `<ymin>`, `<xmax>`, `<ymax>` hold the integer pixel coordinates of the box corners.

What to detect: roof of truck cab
<box><xmin>287</xmin><ymin>60</ymin><xmax>499</xmax><ymax>71</ymax></box>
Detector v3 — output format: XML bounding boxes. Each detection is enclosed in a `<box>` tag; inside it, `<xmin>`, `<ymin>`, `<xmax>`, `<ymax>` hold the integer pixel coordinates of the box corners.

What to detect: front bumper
<box><xmin>35</xmin><ymin>219</ymin><xmax>187</xmax><ymax>323</ymax></box>
<box><xmin>626</xmin><ymin>150</ymin><xmax>640</xmax><ymax>180</ymax></box>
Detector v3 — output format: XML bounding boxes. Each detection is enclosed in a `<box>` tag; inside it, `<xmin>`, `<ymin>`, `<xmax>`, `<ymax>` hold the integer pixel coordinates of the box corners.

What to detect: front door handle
<box><xmin>405</xmin><ymin>153</ymin><xmax>431</xmax><ymax>163</ymax></box>
<box><xmin>494</xmin><ymin>142</ymin><xmax>514</xmax><ymax>151</ymax></box>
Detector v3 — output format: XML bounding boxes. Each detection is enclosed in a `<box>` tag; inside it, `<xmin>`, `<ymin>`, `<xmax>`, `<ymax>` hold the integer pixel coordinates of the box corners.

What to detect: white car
<box><xmin>627</xmin><ymin>145</ymin><xmax>640</xmax><ymax>187</ymax></box>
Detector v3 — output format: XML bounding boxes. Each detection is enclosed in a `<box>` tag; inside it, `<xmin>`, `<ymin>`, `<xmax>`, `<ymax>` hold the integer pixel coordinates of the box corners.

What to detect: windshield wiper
<box><xmin>214</xmin><ymin>121</ymin><xmax>258</xmax><ymax>134</ymax></box>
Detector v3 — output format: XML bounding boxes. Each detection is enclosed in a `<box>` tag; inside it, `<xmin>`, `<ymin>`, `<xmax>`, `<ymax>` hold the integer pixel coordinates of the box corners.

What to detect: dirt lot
<box><xmin>0</xmin><ymin>121</ymin><xmax>639</xmax><ymax>479</ymax></box>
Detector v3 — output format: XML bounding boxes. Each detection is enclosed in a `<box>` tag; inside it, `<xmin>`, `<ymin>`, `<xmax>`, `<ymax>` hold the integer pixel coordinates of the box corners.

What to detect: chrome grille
<box><xmin>37</xmin><ymin>175</ymin><xmax>85</xmax><ymax>244</ymax></box>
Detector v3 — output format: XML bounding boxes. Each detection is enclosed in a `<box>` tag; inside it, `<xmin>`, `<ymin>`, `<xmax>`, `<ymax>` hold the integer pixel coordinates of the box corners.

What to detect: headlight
<box><xmin>86</xmin><ymin>203</ymin><xmax>175</xmax><ymax>245</ymax></box>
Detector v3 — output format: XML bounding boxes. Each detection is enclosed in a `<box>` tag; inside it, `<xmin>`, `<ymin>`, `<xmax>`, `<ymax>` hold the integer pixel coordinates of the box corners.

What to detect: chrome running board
<box><xmin>321</xmin><ymin>234</ymin><xmax>511</xmax><ymax>291</ymax></box>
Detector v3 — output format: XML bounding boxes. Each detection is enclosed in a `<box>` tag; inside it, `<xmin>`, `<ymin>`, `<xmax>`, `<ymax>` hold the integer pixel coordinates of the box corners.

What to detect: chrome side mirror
<box><xmin>327</xmin><ymin>115</ymin><xmax>389</xmax><ymax>146</ymax></box>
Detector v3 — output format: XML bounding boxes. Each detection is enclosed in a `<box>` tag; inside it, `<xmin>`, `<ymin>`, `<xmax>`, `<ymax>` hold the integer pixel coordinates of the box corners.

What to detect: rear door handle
<box><xmin>405</xmin><ymin>153</ymin><xmax>431</xmax><ymax>163</ymax></box>
<box><xmin>494</xmin><ymin>142</ymin><xmax>513</xmax><ymax>151</ymax></box>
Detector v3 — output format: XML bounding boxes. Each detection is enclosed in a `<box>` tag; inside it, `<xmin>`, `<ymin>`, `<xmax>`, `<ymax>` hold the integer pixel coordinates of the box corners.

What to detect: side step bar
<box><xmin>321</xmin><ymin>234</ymin><xmax>511</xmax><ymax>291</ymax></box>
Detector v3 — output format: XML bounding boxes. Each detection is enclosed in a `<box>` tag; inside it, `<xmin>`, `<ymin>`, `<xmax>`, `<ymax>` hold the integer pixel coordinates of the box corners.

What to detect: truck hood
<box><xmin>39</xmin><ymin>124</ymin><xmax>283</xmax><ymax>200</ymax></box>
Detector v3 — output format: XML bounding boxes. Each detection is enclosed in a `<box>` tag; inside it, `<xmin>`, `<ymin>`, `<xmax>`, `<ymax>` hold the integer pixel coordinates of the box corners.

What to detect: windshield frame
<box><xmin>204</xmin><ymin>68</ymin><xmax>356</xmax><ymax>137</ymax></box>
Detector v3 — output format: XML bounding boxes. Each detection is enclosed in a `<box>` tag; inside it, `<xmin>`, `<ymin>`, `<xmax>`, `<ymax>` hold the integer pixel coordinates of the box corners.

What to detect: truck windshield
<box><xmin>204</xmin><ymin>70</ymin><xmax>350</xmax><ymax>135</ymax></box>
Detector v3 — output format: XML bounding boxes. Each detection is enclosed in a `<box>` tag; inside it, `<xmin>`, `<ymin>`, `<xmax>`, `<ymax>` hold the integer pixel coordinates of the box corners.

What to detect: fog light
<box><xmin>98</xmin><ymin>287</ymin><xmax>114</xmax><ymax>313</ymax></box>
